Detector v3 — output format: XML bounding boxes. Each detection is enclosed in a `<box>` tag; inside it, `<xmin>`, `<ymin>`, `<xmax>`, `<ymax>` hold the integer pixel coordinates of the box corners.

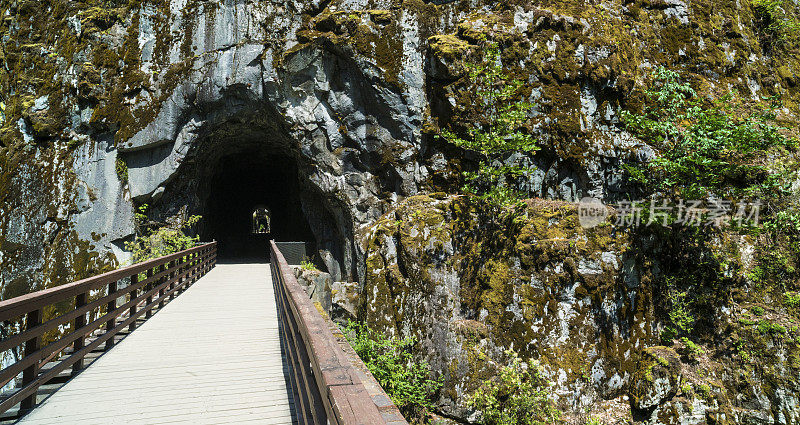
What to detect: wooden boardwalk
<box><xmin>15</xmin><ymin>263</ymin><xmax>295</xmax><ymax>425</ymax></box>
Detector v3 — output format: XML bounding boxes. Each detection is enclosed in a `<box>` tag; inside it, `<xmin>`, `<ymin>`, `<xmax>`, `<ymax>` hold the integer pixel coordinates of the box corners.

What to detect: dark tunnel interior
<box><xmin>199</xmin><ymin>150</ymin><xmax>317</xmax><ymax>261</ymax></box>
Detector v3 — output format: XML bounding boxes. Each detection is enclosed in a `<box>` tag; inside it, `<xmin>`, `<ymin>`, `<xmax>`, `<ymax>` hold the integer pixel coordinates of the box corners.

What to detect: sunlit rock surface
<box><xmin>1</xmin><ymin>1</ymin><xmax>799</xmax><ymax>423</ymax></box>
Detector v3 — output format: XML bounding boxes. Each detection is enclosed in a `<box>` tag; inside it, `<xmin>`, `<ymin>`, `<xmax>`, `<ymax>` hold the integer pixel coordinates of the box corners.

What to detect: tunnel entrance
<box><xmin>141</xmin><ymin>105</ymin><xmax>357</xmax><ymax>281</ymax></box>
<box><xmin>199</xmin><ymin>151</ymin><xmax>316</xmax><ymax>261</ymax></box>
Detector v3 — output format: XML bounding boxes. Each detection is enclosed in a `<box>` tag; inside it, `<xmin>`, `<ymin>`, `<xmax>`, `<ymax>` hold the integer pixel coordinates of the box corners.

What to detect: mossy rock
<box><xmin>428</xmin><ymin>34</ymin><xmax>471</xmax><ymax>80</ymax></box>
<box><xmin>629</xmin><ymin>346</ymin><xmax>682</xmax><ymax>411</ymax></box>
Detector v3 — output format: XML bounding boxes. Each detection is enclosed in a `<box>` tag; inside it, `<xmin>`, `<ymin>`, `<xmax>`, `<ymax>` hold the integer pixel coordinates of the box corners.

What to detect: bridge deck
<box><xmin>17</xmin><ymin>263</ymin><xmax>294</xmax><ymax>425</ymax></box>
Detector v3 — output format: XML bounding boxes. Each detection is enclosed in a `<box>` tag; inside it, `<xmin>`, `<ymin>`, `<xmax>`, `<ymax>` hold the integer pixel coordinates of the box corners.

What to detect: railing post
<box><xmin>158</xmin><ymin>263</ymin><xmax>166</xmax><ymax>309</ymax></box>
<box><xmin>175</xmin><ymin>258</ymin><xmax>182</xmax><ymax>294</ymax></box>
<box><xmin>72</xmin><ymin>292</ymin><xmax>87</xmax><ymax>373</ymax></box>
<box><xmin>197</xmin><ymin>251</ymin><xmax>203</xmax><ymax>279</ymax></box>
<box><xmin>128</xmin><ymin>273</ymin><xmax>138</xmax><ymax>332</ymax></box>
<box><xmin>20</xmin><ymin>309</ymin><xmax>41</xmax><ymax>410</ymax></box>
<box><xmin>105</xmin><ymin>281</ymin><xmax>117</xmax><ymax>350</ymax></box>
<box><xmin>190</xmin><ymin>252</ymin><xmax>196</xmax><ymax>276</ymax></box>
<box><xmin>192</xmin><ymin>252</ymin><xmax>199</xmax><ymax>282</ymax></box>
<box><xmin>169</xmin><ymin>260</ymin><xmax>177</xmax><ymax>300</ymax></box>
<box><xmin>179</xmin><ymin>256</ymin><xmax>187</xmax><ymax>290</ymax></box>
<box><xmin>209</xmin><ymin>245</ymin><xmax>215</xmax><ymax>270</ymax></box>
<box><xmin>145</xmin><ymin>267</ymin><xmax>154</xmax><ymax>319</ymax></box>
<box><xmin>191</xmin><ymin>252</ymin><xmax>198</xmax><ymax>282</ymax></box>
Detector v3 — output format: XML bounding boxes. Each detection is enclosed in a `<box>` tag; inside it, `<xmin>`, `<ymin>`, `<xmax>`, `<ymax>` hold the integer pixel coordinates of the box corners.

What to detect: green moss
<box><xmin>758</xmin><ymin>319</ymin><xmax>787</xmax><ymax>335</ymax></box>
<box><xmin>367</xmin><ymin>10</ymin><xmax>392</xmax><ymax>25</ymax></box>
<box><xmin>429</xmin><ymin>34</ymin><xmax>470</xmax><ymax>57</ymax></box>
<box><xmin>115</xmin><ymin>155</ymin><xmax>128</xmax><ymax>183</ymax></box>
<box><xmin>785</xmin><ymin>291</ymin><xmax>800</xmax><ymax>308</ymax></box>
<box><xmin>292</xmin><ymin>10</ymin><xmax>406</xmax><ymax>87</ymax></box>
<box><xmin>629</xmin><ymin>346</ymin><xmax>681</xmax><ymax>405</ymax></box>
<box><xmin>361</xmin><ymin>194</ymin><xmax>627</xmax><ymax>400</ymax></box>
<box><xmin>696</xmin><ymin>383</ymin><xmax>712</xmax><ymax>399</ymax></box>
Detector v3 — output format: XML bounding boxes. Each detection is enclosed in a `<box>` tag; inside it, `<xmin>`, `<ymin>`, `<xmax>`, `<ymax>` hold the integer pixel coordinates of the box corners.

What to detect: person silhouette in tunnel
<box><xmin>252</xmin><ymin>206</ymin><xmax>271</xmax><ymax>235</ymax></box>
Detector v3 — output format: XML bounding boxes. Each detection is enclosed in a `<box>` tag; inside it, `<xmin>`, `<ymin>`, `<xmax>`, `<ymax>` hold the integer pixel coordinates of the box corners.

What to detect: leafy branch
<box><xmin>439</xmin><ymin>40</ymin><xmax>538</xmax><ymax>206</ymax></box>
<box><xmin>344</xmin><ymin>321</ymin><xmax>441</xmax><ymax>418</ymax></box>
<box><xmin>621</xmin><ymin>67</ymin><xmax>797</xmax><ymax>201</ymax></box>
<box><xmin>124</xmin><ymin>204</ymin><xmax>201</xmax><ymax>263</ymax></box>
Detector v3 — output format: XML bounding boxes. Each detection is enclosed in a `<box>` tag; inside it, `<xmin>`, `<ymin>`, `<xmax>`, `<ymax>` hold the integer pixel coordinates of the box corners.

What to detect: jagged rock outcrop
<box><xmin>359</xmin><ymin>195</ymin><xmax>800</xmax><ymax>423</ymax></box>
<box><xmin>292</xmin><ymin>265</ymin><xmax>333</xmax><ymax>312</ymax></box>
<box><xmin>1</xmin><ymin>0</ymin><xmax>799</xmax><ymax>423</ymax></box>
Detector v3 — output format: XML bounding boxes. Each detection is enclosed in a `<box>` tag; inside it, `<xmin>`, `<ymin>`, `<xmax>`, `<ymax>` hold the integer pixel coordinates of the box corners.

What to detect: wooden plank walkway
<box><xmin>15</xmin><ymin>263</ymin><xmax>295</xmax><ymax>425</ymax></box>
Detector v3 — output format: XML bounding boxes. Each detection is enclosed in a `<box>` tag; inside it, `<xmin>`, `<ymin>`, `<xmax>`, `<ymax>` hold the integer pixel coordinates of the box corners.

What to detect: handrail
<box><xmin>0</xmin><ymin>242</ymin><xmax>217</xmax><ymax>415</ymax></box>
<box><xmin>270</xmin><ymin>240</ymin><xmax>407</xmax><ymax>425</ymax></box>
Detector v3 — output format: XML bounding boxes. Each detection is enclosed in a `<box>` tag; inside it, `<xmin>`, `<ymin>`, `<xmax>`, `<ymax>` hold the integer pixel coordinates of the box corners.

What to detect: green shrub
<box><xmin>758</xmin><ymin>319</ymin><xmax>787</xmax><ymax>335</ymax></box>
<box><xmin>438</xmin><ymin>38</ymin><xmax>538</xmax><ymax>206</ymax></box>
<box><xmin>660</xmin><ymin>278</ymin><xmax>696</xmax><ymax>344</ymax></box>
<box><xmin>751</xmin><ymin>306</ymin><xmax>765</xmax><ymax>316</ymax></box>
<box><xmin>696</xmin><ymin>383</ymin><xmax>712</xmax><ymax>399</ymax></box>
<box><xmin>467</xmin><ymin>349</ymin><xmax>560</xmax><ymax>425</ymax></box>
<box><xmin>749</xmin><ymin>248</ymin><xmax>797</xmax><ymax>287</ymax></box>
<box><xmin>784</xmin><ymin>291</ymin><xmax>800</xmax><ymax>308</ymax></box>
<box><xmin>765</xmin><ymin>210</ymin><xmax>800</xmax><ymax>235</ymax></box>
<box><xmin>738</xmin><ymin>317</ymin><xmax>758</xmax><ymax>326</ymax></box>
<box><xmin>124</xmin><ymin>204</ymin><xmax>201</xmax><ymax>263</ymax></box>
<box><xmin>752</xmin><ymin>0</ymin><xmax>800</xmax><ymax>47</ymax></box>
<box><xmin>680</xmin><ymin>337</ymin><xmax>705</xmax><ymax>363</ymax></box>
<box><xmin>622</xmin><ymin>67</ymin><xmax>796</xmax><ymax>201</ymax></box>
<box><xmin>584</xmin><ymin>416</ymin><xmax>604</xmax><ymax>425</ymax></box>
<box><xmin>344</xmin><ymin>321</ymin><xmax>441</xmax><ymax>417</ymax></box>
<box><xmin>734</xmin><ymin>339</ymin><xmax>753</xmax><ymax>362</ymax></box>
<box><xmin>299</xmin><ymin>257</ymin><xmax>318</xmax><ymax>271</ymax></box>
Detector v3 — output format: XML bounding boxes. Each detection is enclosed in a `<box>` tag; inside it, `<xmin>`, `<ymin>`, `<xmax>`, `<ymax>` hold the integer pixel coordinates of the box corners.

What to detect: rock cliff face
<box><xmin>359</xmin><ymin>195</ymin><xmax>800</xmax><ymax>423</ymax></box>
<box><xmin>1</xmin><ymin>0</ymin><xmax>799</xmax><ymax>423</ymax></box>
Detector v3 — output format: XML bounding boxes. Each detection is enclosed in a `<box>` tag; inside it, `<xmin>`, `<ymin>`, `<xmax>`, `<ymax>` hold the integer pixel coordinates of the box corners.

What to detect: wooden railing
<box><xmin>270</xmin><ymin>240</ymin><xmax>406</xmax><ymax>425</ymax></box>
<box><xmin>0</xmin><ymin>242</ymin><xmax>217</xmax><ymax>415</ymax></box>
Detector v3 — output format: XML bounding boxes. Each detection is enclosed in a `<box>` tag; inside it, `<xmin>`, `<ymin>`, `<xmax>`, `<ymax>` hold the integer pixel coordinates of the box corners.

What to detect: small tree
<box><xmin>468</xmin><ymin>350</ymin><xmax>560</xmax><ymax>425</ymax></box>
<box><xmin>440</xmin><ymin>39</ymin><xmax>538</xmax><ymax>206</ymax></box>
<box><xmin>124</xmin><ymin>204</ymin><xmax>201</xmax><ymax>263</ymax></box>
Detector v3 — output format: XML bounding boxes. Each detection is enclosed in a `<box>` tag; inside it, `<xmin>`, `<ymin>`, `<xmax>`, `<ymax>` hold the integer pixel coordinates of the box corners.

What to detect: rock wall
<box><xmin>360</xmin><ymin>195</ymin><xmax>636</xmax><ymax>418</ymax></box>
<box><xmin>5</xmin><ymin>0</ymin><xmax>798</xmax><ymax>293</ymax></box>
<box><xmin>360</xmin><ymin>194</ymin><xmax>800</xmax><ymax>424</ymax></box>
<box><xmin>1</xmin><ymin>0</ymin><xmax>799</xmax><ymax>423</ymax></box>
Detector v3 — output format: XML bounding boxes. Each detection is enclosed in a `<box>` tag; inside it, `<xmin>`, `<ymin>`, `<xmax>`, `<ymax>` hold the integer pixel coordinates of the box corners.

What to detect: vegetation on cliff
<box><xmin>620</xmin><ymin>66</ymin><xmax>800</xmax><ymax>419</ymax></box>
<box><xmin>622</xmin><ymin>66</ymin><xmax>797</xmax><ymax>201</ymax></box>
<box><xmin>468</xmin><ymin>349</ymin><xmax>560</xmax><ymax>425</ymax></box>
<box><xmin>124</xmin><ymin>204</ymin><xmax>201</xmax><ymax>263</ymax></box>
<box><xmin>439</xmin><ymin>39</ymin><xmax>538</xmax><ymax>206</ymax></box>
<box><xmin>344</xmin><ymin>321</ymin><xmax>442</xmax><ymax>418</ymax></box>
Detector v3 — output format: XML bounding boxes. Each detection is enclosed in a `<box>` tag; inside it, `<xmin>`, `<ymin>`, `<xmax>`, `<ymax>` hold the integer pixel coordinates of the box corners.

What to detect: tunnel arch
<box><xmin>117</xmin><ymin>43</ymin><xmax>420</xmax><ymax>284</ymax></box>
<box><xmin>141</xmin><ymin>104</ymin><xmax>357</xmax><ymax>280</ymax></box>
